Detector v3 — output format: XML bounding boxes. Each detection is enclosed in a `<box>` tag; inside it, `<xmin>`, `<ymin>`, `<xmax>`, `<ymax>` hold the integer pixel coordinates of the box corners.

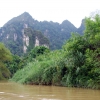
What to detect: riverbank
<box><xmin>11</xmin><ymin>49</ymin><xmax>100</xmax><ymax>89</ymax></box>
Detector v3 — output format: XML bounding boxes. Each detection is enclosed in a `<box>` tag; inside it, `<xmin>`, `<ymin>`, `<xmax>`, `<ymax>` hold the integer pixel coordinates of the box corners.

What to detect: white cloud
<box><xmin>0</xmin><ymin>0</ymin><xmax>100</xmax><ymax>28</ymax></box>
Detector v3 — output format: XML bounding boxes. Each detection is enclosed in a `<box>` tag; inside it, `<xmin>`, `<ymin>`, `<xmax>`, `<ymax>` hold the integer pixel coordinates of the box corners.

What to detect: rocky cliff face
<box><xmin>0</xmin><ymin>12</ymin><xmax>49</xmax><ymax>55</ymax></box>
<box><xmin>22</xmin><ymin>29</ymin><xmax>29</xmax><ymax>53</ymax></box>
<box><xmin>24</xmin><ymin>28</ymin><xmax>49</xmax><ymax>53</ymax></box>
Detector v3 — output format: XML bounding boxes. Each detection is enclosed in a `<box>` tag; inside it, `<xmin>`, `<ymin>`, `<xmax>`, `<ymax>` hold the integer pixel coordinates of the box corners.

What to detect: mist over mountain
<box><xmin>0</xmin><ymin>12</ymin><xmax>84</xmax><ymax>55</ymax></box>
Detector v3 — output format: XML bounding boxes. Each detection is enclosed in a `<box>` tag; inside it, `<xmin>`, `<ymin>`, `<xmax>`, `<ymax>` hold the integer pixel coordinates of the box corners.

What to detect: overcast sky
<box><xmin>0</xmin><ymin>0</ymin><xmax>100</xmax><ymax>28</ymax></box>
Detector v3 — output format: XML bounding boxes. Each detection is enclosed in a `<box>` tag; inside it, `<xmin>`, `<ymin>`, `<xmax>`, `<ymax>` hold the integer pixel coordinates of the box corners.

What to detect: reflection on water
<box><xmin>0</xmin><ymin>81</ymin><xmax>100</xmax><ymax>100</ymax></box>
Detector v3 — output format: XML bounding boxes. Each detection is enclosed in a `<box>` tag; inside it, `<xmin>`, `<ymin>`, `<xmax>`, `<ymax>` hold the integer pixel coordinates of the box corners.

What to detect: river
<box><xmin>0</xmin><ymin>81</ymin><xmax>100</xmax><ymax>100</ymax></box>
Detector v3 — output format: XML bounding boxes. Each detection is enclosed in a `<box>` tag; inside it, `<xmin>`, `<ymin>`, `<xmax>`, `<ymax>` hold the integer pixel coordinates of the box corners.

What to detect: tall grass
<box><xmin>11</xmin><ymin>50</ymin><xmax>64</xmax><ymax>85</ymax></box>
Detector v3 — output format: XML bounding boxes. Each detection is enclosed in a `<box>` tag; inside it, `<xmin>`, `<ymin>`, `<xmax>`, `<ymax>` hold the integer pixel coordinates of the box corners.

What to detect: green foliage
<box><xmin>0</xmin><ymin>43</ymin><xmax>12</xmax><ymax>80</ymax></box>
<box><xmin>6</xmin><ymin>55</ymin><xmax>21</xmax><ymax>76</ymax></box>
<box><xmin>61</xmin><ymin>15</ymin><xmax>100</xmax><ymax>89</ymax></box>
<box><xmin>7</xmin><ymin>40</ymin><xmax>23</xmax><ymax>56</ymax></box>
<box><xmin>11</xmin><ymin>50</ymin><xmax>64</xmax><ymax>85</ymax></box>
<box><xmin>29</xmin><ymin>46</ymin><xmax>50</xmax><ymax>59</ymax></box>
<box><xmin>0</xmin><ymin>43</ymin><xmax>12</xmax><ymax>61</ymax></box>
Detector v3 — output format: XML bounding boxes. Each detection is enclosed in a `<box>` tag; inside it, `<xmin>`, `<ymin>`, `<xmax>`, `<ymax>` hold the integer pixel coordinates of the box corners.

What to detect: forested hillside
<box><xmin>0</xmin><ymin>12</ymin><xmax>84</xmax><ymax>55</ymax></box>
<box><xmin>0</xmin><ymin>12</ymin><xmax>49</xmax><ymax>55</ymax></box>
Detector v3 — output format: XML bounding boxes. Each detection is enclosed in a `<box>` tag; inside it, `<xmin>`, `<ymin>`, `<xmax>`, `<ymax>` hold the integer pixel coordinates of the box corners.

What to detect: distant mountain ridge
<box><xmin>0</xmin><ymin>12</ymin><xmax>85</xmax><ymax>55</ymax></box>
<box><xmin>77</xmin><ymin>19</ymin><xmax>85</xmax><ymax>35</ymax></box>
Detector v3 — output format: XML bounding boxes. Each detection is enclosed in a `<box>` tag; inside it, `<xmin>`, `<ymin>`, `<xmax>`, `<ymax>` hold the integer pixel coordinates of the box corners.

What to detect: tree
<box><xmin>6</xmin><ymin>55</ymin><xmax>21</xmax><ymax>76</ymax></box>
<box><xmin>29</xmin><ymin>46</ymin><xmax>50</xmax><ymax>60</ymax></box>
<box><xmin>83</xmin><ymin>14</ymin><xmax>100</xmax><ymax>89</ymax></box>
<box><xmin>61</xmin><ymin>14</ymin><xmax>100</xmax><ymax>89</ymax></box>
<box><xmin>85</xmin><ymin>14</ymin><xmax>100</xmax><ymax>49</ymax></box>
<box><xmin>0</xmin><ymin>43</ymin><xmax>12</xmax><ymax>80</ymax></box>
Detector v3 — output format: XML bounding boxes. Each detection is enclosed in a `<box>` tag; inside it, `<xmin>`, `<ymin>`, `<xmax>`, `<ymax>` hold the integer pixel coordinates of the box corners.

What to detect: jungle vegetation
<box><xmin>0</xmin><ymin>15</ymin><xmax>100</xmax><ymax>89</ymax></box>
<box><xmin>0</xmin><ymin>43</ymin><xmax>12</xmax><ymax>80</ymax></box>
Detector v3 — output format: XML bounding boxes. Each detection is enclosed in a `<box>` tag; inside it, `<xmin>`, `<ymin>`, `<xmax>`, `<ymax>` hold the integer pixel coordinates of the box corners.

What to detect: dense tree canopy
<box><xmin>62</xmin><ymin>14</ymin><xmax>100</xmax><ymax>88</ymax></box>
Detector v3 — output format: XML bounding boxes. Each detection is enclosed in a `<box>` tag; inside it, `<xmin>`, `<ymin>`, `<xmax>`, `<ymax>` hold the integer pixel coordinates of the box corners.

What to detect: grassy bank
<box><xmin>11</xmin><ymin>48</ymin><xmax>100</xmax><ymax>89</ymax></box>
<box><xmin>11</xmin><ymin>50</ymin><xmax>64</xmax><ymax>85</ymax></box>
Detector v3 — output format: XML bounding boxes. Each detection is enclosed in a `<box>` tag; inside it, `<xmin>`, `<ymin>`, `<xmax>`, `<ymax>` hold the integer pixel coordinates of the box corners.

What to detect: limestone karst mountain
<box><xmin>0</xmin><ymin>12</ymin><xmax>84</xmax><ymax>55</ymax></box>
<box><xmin>0</xmin><ymin>12</ymin><xmax>49</xmax><ymax>55</ymax></box>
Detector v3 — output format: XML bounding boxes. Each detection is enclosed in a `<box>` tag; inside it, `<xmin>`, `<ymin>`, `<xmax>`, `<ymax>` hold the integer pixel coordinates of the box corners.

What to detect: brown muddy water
<box><xmin>0</xmin><ymin>81</ymin><xmax>100</xmax><ymax>100</ymax></box>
